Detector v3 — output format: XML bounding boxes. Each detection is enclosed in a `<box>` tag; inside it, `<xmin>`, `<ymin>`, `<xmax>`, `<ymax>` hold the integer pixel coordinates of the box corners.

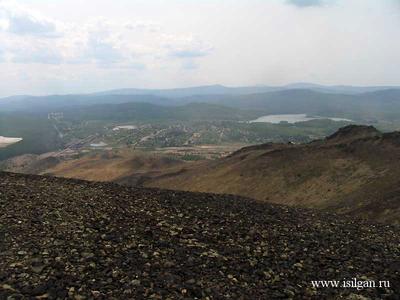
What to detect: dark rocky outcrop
<box><xmin>325</xmin><ymin>125</ymin><xmax>381</xmax><ymax>143</ymax></box>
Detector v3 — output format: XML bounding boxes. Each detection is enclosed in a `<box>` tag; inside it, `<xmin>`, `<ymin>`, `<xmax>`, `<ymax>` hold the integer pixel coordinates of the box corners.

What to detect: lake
<box><xmin>113</xmin><ymin>125</ymin><xmax>137</xmax><ymax>131</ymax></box>
<box><xmin>0</xmin><ymin>136</ymin><xmax>23</xmax><ymax>148</ymax></box>
<box><xmin>90</xmin><ymin>142</ymin><xmax>108</xmax><ymax>148</ymax></box>
<box><xmin>249</xmin><ymin>114</ymin><xmax>352</xmax><ymax>124</ymax></box>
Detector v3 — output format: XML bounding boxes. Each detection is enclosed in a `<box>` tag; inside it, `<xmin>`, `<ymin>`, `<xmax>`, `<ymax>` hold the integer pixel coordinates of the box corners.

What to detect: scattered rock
<box><xmin>0</xmin><ymin>172</ymin><xmax>398</xmax><ymax>299</ymax></box>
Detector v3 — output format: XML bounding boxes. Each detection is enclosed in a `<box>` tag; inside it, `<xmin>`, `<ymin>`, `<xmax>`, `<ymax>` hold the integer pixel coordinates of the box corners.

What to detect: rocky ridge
<box><xmin>146</xmin><ymin>125</ymin><xmax>400</xmax><ymax>225</ymax></box>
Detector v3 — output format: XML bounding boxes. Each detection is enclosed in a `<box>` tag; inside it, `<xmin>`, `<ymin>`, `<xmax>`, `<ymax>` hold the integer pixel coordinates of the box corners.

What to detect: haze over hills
<box><xmin>4</xmin><ymin>83</ymin><xmax>400</xmax><ymax>103</ymax></box>
<box><xmin>0</xmin><ymin>94</ymin><xmax>170</xmax><ymax>112</ymax></box>
<box><xmin>184</xmin><ymin>89</ymin><xmax>400</xmax><ymax>122</ymax></box>
<box><xmin>62</xmin><ymin>102</ymin><xmax>259</xmax><ymax>122</ymax></box>
<box><xmin>1</xmin><ymin>84</ymin><xmax>400</xmax><ymax>116</ymax></box>
<box><xmin>92</xmin><ymin>84</ymin><xmax>278</xmax><ymax>98</ymax></box>
<box><xmin>93</xmin><ymin>83</ymin><xmax>400</xmax><ymax>97</ymax></box>
<box><xmin>281</xmin><ymin>83</ymin><xmax>400</xmax><ymax>94</ymax></box>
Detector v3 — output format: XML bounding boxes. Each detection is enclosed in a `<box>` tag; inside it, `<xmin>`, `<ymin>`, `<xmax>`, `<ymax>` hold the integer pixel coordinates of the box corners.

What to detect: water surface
<box><xmin>0</xmin><ymin>136</ymin><xmax>23</xmax><ymax>148</ymax></box>
<box><xmin>249</xmin><ymin>114</ymin><xmax>352</xmax><ymax>124</ymax></box>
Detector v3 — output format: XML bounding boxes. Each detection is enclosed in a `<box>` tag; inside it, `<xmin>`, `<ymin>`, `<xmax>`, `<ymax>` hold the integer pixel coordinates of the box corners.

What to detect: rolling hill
<box><xmin>9</xmin><ymin>125</ymin><xmax>400</xmax><ymax>225</ymax></box>
<box><xmin>61</xmin><ymin>102</ymin><xmax>260</xmax><ymax>122</ymax></box>
<box><xmin>44</xmin><ymin>150</ymin><xmax>185</xmax><ymax>184</ymax></box>
<box><xmin>0</xmin><ymin>94</ymin><xmax>170</xmax><ymax>112</ymax></box>
<box><xmin>144</xmin><ymin>125</ymin><xmax>400</xmax><ymax>224</ymax></box>
<box><xmin>2</xmin><ymin>86</ymin><xmax>400</xmax><ymax>124</ymax></box>
<box><xmin>185</xmin><ymin>89</ymin><xmax>400</xmax><ymax>122</ymax></box>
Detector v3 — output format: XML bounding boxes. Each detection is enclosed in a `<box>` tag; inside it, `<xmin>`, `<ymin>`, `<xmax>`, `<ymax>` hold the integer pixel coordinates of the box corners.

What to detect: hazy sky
<box><xmin>0</xmin><ymin>0</ymin><xmax>399</xmax><ymax>96</ymax></box>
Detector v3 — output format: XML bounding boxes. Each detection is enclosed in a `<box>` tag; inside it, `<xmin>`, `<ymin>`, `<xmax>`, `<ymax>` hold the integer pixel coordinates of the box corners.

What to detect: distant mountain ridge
<box><xmin>281</xmin><ymin>83</ymin><xmax>400</xmax><ymax>94</ymax></box>
<box><xmin>1</xmin><ymin>85</ymin><xmax>400</xmax><ymax>123</ymax></box>
<box><xmin>2</xmin><ymin>83</ymin><xmax>400</xmax><ymax>113</ymax></box>
<box><xmin>92</xmin><ymin>84</ymin><xmax>279</xmax><ymax>98</ymax></box>
<box><xmin>185</xmin><ymin>88</ymin><xmax>400</xmax><ymax>121</ymax></box>
<box><xmin>93</xmin><ymin>83</ymin><xmax>400</xmax><ymax>97</ymax></box>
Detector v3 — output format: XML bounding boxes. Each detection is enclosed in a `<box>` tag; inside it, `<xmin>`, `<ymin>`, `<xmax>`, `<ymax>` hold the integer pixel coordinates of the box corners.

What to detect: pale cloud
<box><xmin>286</xmin><ymin>0</ymin><xmax>327</xmax><ymax>7</ymax></box>
<box><xmin>12</xmin><ymin>44</ymin><xmax>63</xmax><ymax>64</ymax></box>
<box><xmin>181</xmin><ymin>60</ymin><xmax>198</xmax><ymax>70</ymax></box>
<box><xmin>124</xmin><ymin>20</ymin><xmax>161</xmax><ymax>33</ymax></box>
<box><xmin>165</xmin><ymin>36</ymin><xmax>213</xmax><ymax>58</ymax></box>
<box><xmin>0</xmin><ymin>0</ymin><xmax>399</xmax><ymax>97</ymax></box>
<box><xmin>0</xmin><ymin>1</ymin><xmax>60</xmax><ymax>37</ymax></box>
<box><xmin>0</xmin><ymin>3</ymin><xmax>211</xmax><ymax>71</ymax></box>
<box><xmin>0</xmin><ymin>47</ymin><xmax>4</xmax><ymax>62</ymax></box>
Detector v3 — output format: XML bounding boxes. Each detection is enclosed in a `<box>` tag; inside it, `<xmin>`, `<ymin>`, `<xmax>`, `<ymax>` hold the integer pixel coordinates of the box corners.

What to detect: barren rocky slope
<box><xmin>3</xmin><ymin>125</ymin><xmax>400</xmax><ymax>225</ymax></box>
<box><xmin>0</xmin><ymin>151</ymin><xmax>185</xmax><ymax>185</ymax></box>
<box><xmin>0</xmin><ymin>172</ymin><xmax>399</xmax><ymax>299</ymax></box>
<box><xmin>44</xmin><ymin>151</ymin><xmax>185</xmax><ymax>184</ymax></box>
<box><xmin>146</xmin><ymin>126</ymin><xmax>400</xmax><ymax>224</ymax></box>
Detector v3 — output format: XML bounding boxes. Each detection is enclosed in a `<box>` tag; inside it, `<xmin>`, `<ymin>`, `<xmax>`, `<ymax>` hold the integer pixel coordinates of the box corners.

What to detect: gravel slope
<box><xmin>0</xmin><ymin>172</ymin><xmax>399</xmax><ymax>299</ymax></box>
